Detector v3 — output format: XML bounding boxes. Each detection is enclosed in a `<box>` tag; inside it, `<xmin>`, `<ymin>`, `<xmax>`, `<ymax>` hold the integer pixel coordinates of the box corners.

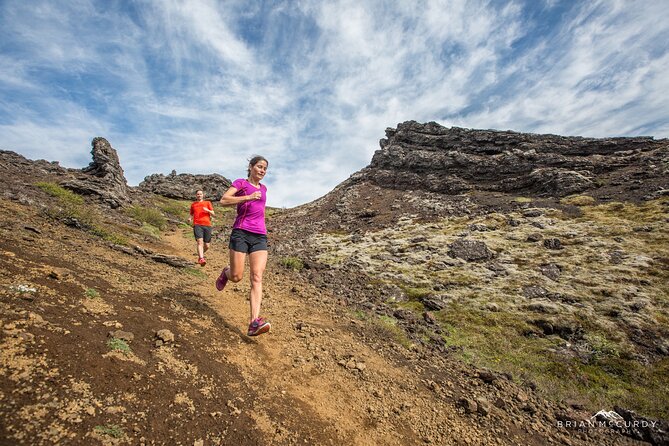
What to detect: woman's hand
<box><xmin>248</xmin><ymin>191</ymin><xmax>261</xmax><ymax>201</ymax></box>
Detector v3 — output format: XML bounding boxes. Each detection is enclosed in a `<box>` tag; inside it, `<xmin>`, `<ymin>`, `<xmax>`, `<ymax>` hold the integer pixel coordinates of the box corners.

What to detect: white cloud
<box><xmin>456</xmin><ymin>1</ymin><xmax>669</xmax><ymax>137</ymax></box>
<box><xmin>0</xmin><ymin>0</ymin><xmax>667</xmax><ymax>208</ymax></box>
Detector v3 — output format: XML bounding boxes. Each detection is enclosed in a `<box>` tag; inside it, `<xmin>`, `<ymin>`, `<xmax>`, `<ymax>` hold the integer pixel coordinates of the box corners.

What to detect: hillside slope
<box><xmin>271</xmin><ymin>121</ymin><xmax>669</xmax><ymax>442</ymax></box>
<box><xmin>0</xmin><ymin>148</ymin><xmax>657</xmax><ymax>444</ymax></box>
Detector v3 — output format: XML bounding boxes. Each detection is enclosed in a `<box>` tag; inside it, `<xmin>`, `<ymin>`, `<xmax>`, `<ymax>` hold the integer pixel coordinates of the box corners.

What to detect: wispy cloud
<box><xmin>1</xmin><ymin>0</ymin><xmax>667</xmax><ymax>207</ymax></box>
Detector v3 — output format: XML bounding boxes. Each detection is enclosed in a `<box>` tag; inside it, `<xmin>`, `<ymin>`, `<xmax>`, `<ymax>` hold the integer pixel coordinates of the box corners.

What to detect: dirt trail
<box><xmin>162</xmin><ymin>231</ymin><xmax>501</xmax><ymax>445</ymax></box>
<box><xmin>166</xmin><ymin>231</ymin><xmax>453</xmax><ymax>445</ymax></box>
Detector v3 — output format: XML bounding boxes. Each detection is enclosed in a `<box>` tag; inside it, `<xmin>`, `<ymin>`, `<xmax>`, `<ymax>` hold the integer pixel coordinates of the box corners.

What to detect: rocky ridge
<box><xmin>2</xmin><ymin>138</ymin><xmax>230</xmax><ymax>208</ymax></box>
<box><xmin>370</xmin><ymin>121</ymin><xmax>668</xmax><ymax>199</ymax></box>
<box><xmin>276</xmin><ymin>121</ymin><xmax>668</xmax><ymax>237</ymax></box>
<box><xmin>139</xmin><ymin>171</ymin><xmax>231</xmax><ymax>201</ymax></box>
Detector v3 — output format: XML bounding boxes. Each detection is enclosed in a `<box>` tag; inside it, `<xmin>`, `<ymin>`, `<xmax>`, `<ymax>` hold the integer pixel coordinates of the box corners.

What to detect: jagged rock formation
<box><xmin>61</xmin><ymin>137</ymin><xmax>131</xmax><ymax>208</ymax></box>
<box><xmin>370</xmin><ymin>121</ymin><xmax>668</xmax><ymax>199</ymax></box>
<box><xmin>139</xmin><ymin>170</ymin><xmax>231</xmax><ymax>201</ymax></box>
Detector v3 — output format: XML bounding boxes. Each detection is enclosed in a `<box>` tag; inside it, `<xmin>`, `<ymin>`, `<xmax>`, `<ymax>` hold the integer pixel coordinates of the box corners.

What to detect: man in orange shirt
<box><xmin>189</xmin><ymin>190</ymin><xmax>215</xmax><ymax>266</ymax></box>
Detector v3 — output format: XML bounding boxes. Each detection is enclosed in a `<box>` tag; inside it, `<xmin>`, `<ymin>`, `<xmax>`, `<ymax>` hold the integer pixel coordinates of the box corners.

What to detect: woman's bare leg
<box><xmin>228</xmin><ymin>249</ymin><xmax>246</xmax><ymax>282</ymax></box>
<box><xmin>248</xmin><ymin>250</ymin><xmax>268</xmax><ymax>322</ymax></box>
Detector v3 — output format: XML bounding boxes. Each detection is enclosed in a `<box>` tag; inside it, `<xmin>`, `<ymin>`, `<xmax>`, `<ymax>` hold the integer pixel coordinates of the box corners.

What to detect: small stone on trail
<box><xmin>156</xmin><ymin>329</ymin><xmax>175</xmax><ymax>343</ymax></box>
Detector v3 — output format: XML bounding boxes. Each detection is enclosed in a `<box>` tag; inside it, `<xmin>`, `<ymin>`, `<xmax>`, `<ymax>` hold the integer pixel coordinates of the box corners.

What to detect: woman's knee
<box><xmin>229</xmin><ymin>270</ymin><xmax>244</xmax><ymax>282</ymax></box>
<box><xmin>250</xmin><ymin>271</ymin><xmax>264</xmax><ymax>285</ymax></box>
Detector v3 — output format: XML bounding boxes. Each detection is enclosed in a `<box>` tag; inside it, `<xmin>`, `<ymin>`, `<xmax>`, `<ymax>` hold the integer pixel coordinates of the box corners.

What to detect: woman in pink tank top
<box><xmin>215</xmin><ymin>156</ymin><xmax>271</xmax><ymax>337</ymax></box>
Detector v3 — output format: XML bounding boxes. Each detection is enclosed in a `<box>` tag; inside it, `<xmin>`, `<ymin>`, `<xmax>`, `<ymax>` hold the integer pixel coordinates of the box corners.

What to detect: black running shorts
<box><xmin>229</xmin><ymin>228</ymin><xmax>268</xmax><ymax>253</ymax></box>
<box><xmin>193</xmin><ymin>225</ymin><xmax>212</xmax><ymax>243</ymax></box>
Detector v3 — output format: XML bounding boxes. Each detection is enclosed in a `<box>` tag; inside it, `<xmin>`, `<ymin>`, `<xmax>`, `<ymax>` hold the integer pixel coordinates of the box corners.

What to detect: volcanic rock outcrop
<box><xmin>369</xmin><ymin>121</ymin><xmax>668</xmax><ymax>199</ymax></box>
<box><xmin>276</xmin><ymin>121</ymin><xmax>668</xmax><ymax>237</ymax></box>
<box><xmin>139</xmin><ymin>171</ymin><xmax>231</xmax><ymax>201</ymax></box>
<box><xmin>61</xmin><ymin>137</ymin><xmax>130</xmax><ymax>208</ymax></box>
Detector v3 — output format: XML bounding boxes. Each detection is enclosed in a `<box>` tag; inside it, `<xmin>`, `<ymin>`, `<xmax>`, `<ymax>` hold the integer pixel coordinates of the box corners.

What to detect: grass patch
<box><xmin>352</xmin><ymin>309</ymin><xmax>367</xmax><ymax>320</ymax></box>
<box><xmin>126</xmin><ymin>205</ymin><xmax>167</xmax><ymax>230</ymax></box>
<box><xmin>35</xmin><ymin>182</ymin><xmax>84</xmax><ymax>205</ymax></box>
<box><xmin>35</xmin><ymin>181</ymin><xmax>129</xmax><ymax>244</ymax></box>
<box><xmin>437</xmin><ymin>270</ymin><xmax>479</xmax><ymax>286</ymax></box>
<box><xmin>436</xmin><ymin>303</ymin><xmax>669</xmax><ymax>419</ymax></box>
<box><xmin>153</xmin><ymin>197</ymin><xmax>190</xmax><ymax>219</ymax></box>
<box><xmin>107</xmin><ymin>338</ymin><xmax>131</xmax><ymax>354</ymax></box>
<box><xmin>36</xmin><ymin>182</ymin><xmax>88</xmax><ymax>222</ymax></box>
<box><xmin>397</xmin><ymin>300</ymin><xmax>426</xmax><ymax>312</ymax></box>
<box><xmin>94</xmin><ymin>424</ymin><xmax>124</xmax><ymax>439</ymax></box>
<box><xmin>89</xmin><ymin>226</ymin><xmax>129</xmax><ymax>245</ymax></box>
<box><xmin>84</xmin><ymin>288</ymin><xmax>99</xmax><ymax>299</ymax></box>
<box><xmin>183</xmin><ymin>267</ymin><xmax>206</xmax><ymax>278</ymax></box>
<box><xmin>140</xmin><ymin>222</ymin><xmax>162</xmax><ymax>239</ymax></box>
<box><xmin>561</xmin><ymin>195</ymin><xmax>596</xmax><ymax>206</ymax></box>
<box><xmin>372</xmin><ymin>315</ymin><xmax>413</xmax><ymax>349</ymax></box>
<box><xmin>279</xmin><ymin>256</ymin><xmax>304</xmax><ymax>271</ymax></box>
<box><xmin>513</xmin><ymin>197</ymin><xmax>533</xmax><ymax>203</ymax></box>
<box><xmin>402</xmin><ymin>286</ymin><xmax>432</xmax><ymax>300</ymax></box>
<box><xmin>579</xmin><ymin>199</ymin><xmax>668</xmax><ymax>226</ymax></box>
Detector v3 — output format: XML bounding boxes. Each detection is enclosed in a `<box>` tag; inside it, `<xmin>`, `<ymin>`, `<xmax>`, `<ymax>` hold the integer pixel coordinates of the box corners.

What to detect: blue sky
<box><xmin>1</xmin><ymin>0</ymin><xmax>668</xmax><ymax>207</ymax></box>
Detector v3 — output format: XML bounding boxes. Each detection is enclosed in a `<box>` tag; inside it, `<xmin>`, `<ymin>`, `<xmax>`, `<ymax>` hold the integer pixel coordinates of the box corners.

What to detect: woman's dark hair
<box><xmin>247</xmin><ymin>155</ymin><xmax>268</xmax><ymax>177</ymax></box>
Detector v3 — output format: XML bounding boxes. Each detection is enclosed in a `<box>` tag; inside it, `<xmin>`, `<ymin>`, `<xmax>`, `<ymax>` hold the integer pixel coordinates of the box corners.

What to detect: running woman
<box><xmin>189</xmin><ymin>190</ymin><xmax>215</xmax><ymax>266</ymax></box>
<box><xmin>215</xmin><ymin>156</ymin><xmax>271</xmax><ymax>337</ymax></box>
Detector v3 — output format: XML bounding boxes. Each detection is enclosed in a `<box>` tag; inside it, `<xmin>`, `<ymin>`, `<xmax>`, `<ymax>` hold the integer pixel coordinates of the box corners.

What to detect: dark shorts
<box><xmin>229</xmin><ymin>228</ymin><xmax>268</xmax><ymax>254</ymax></box>
<box><xmin>193</xmin><ymin>225</ymin><xmax>212</xmax><ymax>243</ymax></box>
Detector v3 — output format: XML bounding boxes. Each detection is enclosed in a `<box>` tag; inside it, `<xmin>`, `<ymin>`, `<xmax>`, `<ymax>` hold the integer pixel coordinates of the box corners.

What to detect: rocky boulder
<box><xmin>448</xmin><ymin>239</ymin><xmax>495</xmax><ymax>262</ymax></box>
<box><xmin>139</xmin><ymin>170</ymin><xmax>231</xmax><ymax>201</ymax></box>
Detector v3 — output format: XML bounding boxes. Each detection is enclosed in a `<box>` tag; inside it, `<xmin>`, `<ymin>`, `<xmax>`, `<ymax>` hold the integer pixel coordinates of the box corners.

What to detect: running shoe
<box><xmin>215</xmin><ymin>267</ymin><xmax>229</xmax><ymax>291</ymax></box>
<box><xmin>198</xmin><ymin>257</ymin><xmax>206</xmax><ymax>266</ymax></box>
<box><xmin>247</xmin><ymin>317</ymin><xmax>271</xmax><ymax>336</ymax></box>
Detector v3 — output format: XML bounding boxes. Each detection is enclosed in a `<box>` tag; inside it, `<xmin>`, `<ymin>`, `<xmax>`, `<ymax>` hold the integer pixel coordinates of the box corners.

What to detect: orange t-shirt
<box><xmin>190</xmin><ymin>201</ymin><xmax>213</xmax><ymax>226</ymax></box>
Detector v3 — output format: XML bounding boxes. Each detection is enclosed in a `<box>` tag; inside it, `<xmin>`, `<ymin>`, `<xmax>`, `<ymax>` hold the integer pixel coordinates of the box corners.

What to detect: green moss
<box><xmin>153</xmin><ymin>197</ymin><xmax>190</xmax><ymax>219</ymax></box>
<box><xmin>435</xmin><ymin>303</ymin><xmax>669</xmax><ymax>419</ymax></box>
<box><xmin>402</xmin><ymin>286</ymin><xmax>432</xmax><ymax>300</ymax></box>
<box><xmin>35</xmin><ymin>182</ymin><xmax>130</xmax><ymax>244</ymax></box>
<box><xmin>438</xmin><ymin>270</ymin><xmax>479</xmax><ymax>286</ymax></box>
<box><xmin>323</xmin><ymin>228</ymin><xmax>351</xmax><ymax>236</ymax></box>
<box><xmin>89</xmin><ymin>225</ymin><xmax>129</xmax><ymax>245</ymax></box>
<box><xmin>373</xmin><ymin>315</ymin><xmax>413</xmax><ymax>349</ymax></box>
<box><xmin>279</xmin><ymin>256</ymin><xmax>304</xmax><ymax>271</ymax></box>
<box><xmin>561</xmin><ymin>195</ymin><xmax>596</xmax><ymax>206</ymax></box>
<box><xmin>36</xmin><ymin>182</ymin><xmax>90</xmax><ymax>223</ymax></box>
<box><xmin>397</xmin><ymin>300</ymin><xmax>426</xmax><ymax>312</ymax></box>
<box><xmin>352</xmin><ymin>309</ymin><xmax>367</xmax><ymax>320</ymax></box>
<box><xmin>140</xmin><ymin>222</ymin><xmax>162</xmax><ymax>239</ymax></box>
